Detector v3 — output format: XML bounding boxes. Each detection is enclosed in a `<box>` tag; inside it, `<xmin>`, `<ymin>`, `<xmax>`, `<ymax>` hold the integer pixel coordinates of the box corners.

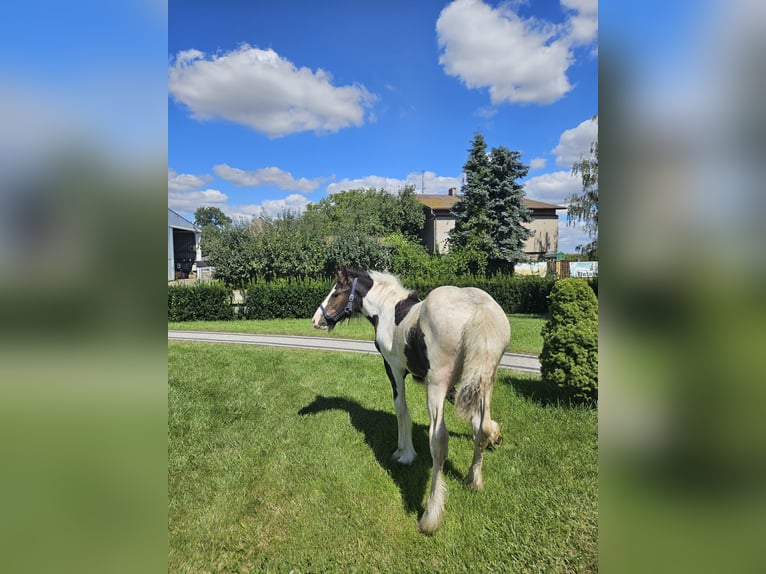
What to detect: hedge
<box><xmin>168</xmin><ymin>282</ymin><xmax>234</xmax><ymax>321</ymax></box>
<box><xmin>168</xmin><ymin>274</ymin><xmax>567</xmax><ymax>321</ymax></box>
<box><xmin>404</xmin><ymin>274</ymin><xmax>556</xmax><ymax>315</ymax></box>
<box><xmin>242</xmin><ymin>278</ymin><xmax>334</xmax><ymax>320</ymax></box>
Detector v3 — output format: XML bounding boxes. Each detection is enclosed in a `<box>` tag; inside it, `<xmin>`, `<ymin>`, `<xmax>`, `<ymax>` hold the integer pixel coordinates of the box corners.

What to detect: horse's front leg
<box><xmin>384</xmin><ymin>360</ymin><xmax>416</xmax><ymax>465</ymax></box>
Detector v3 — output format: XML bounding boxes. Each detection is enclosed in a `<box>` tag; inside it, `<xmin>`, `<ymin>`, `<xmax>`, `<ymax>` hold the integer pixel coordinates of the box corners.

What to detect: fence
<box><xmin>515</xmin><ymin>261</ymin><xmax>599</xmax><ymax>278</ymax></box>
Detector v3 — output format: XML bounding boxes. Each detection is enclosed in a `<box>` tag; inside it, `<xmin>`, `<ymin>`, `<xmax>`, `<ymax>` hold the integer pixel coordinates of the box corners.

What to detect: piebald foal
<box><xmin>312</xmin><ymin>268</ymin><xmax>510</xmax><ymax>534</ymax></box>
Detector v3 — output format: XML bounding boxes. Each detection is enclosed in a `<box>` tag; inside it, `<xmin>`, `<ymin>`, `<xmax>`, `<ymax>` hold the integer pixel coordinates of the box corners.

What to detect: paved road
<box><xmin>168</xmin><ymin>330</ymin><xmax>541</xmax><ymax>375</ymax></box>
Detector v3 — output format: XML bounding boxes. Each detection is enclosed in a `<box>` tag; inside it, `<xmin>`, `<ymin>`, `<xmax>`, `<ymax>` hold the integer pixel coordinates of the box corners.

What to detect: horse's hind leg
<box><xmin>418</xmin><ymin>380</ymin><xmax>449</xmax><ymax>535</ymax></box>
<box><xmin>466</xmin><ymin>377</ymin><xmax>501</xmax><ymax>491</ymax></box>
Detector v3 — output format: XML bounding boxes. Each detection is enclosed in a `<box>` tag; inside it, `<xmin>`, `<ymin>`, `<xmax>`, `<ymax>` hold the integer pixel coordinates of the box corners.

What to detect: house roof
<box><xmin>417</xmin><ymin>194</ymin><xmax>461</xmax><ymax>210</ymax></box>
<box><xmin>416</xmin><ymin>194</ymin><xmax>564</xmax><ymax>211</ymax></box>
<box><xmin>524</xmin><ymin>198</ymin><xmax>566</xmax><ymax>210</ymax></box>
<box><xmin>168</xmin><ymin>208</ymin><xmax>201</xmax><ymax>231</ymax></box>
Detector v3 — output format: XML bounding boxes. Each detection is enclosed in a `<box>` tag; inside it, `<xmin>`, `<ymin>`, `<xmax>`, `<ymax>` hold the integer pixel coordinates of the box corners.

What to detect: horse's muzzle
<box><xmin>311</xmin><ymin>307</ymin><xmax>328</xmax><ymax>330</ymax></box>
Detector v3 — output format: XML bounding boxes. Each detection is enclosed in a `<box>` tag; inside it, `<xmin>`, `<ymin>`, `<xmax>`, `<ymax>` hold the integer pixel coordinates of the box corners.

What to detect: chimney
<box><xmin>448</xmin><ymin>187</ymin><xmax>455</xmax><ymax>196</ymax></box>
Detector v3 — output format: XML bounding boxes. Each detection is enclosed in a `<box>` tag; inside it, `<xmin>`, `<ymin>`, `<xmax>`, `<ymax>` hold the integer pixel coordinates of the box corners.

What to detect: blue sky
<box><xmin>168</xmin><ymin>0</ymin><xmax>598</xmax><ymax>252</ymax></box>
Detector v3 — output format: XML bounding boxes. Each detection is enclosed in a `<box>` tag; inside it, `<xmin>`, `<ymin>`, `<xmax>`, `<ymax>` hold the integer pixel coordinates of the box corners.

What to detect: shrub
<box><xmin>384</xmin><ymin>233</ymin><xmax>434</xmax><ymax>280</ymax></box>
<box><xmin>403</xmin><ymin>274</ymin><xmax>555</xmax><ymax>315</ymax></box>
<box><xmin>325</xmin><ymin>230</ymin><xmax>391</xmax><ymax>274</ymax></box>
<box><xmin>539</xmin><ymin>278</ymin><xmax>598</xmax><ymax>401</ymax></box>
<box><xmin>482</xmin><ymin>274</ymin><xmax>554</xmax><ymax>315</ymax></box>
<box><xmin>205</xmin><ymin>225</ymin><xmax>260</xmax><ymax>287</ymax></box>
<box><xmin>243</xmin><ymin>278</ymin><xmax>334</xmax><ymax>320</ymax></box>
<box><xmin>168</xmin><ymin>282</ymin><xmax>234</xmax><ymax>321</ymax></box>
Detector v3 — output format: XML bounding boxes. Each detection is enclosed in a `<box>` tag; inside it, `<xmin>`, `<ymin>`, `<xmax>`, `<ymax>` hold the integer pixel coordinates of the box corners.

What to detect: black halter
<box><xmin>320</xmin><ymin>277</ymin><xmax>359</xmax><ymax>324</ymax></box>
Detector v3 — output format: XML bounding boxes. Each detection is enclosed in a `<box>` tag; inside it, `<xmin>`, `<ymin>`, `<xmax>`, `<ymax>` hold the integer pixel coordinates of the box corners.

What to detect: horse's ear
<box><xmin>337</xmin><ymin>267</ymin><xmax>348</xmax><ymax>284</ymax></box>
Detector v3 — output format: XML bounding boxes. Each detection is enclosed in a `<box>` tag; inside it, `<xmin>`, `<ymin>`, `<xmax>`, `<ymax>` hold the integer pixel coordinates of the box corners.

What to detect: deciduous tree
<box><xmin>567</xmin><ymin>118</ymin><xmax>598</xmax><ymax>259</ymax></box>
<box><xmin>195</xmin><ymin>206</ymin><xmax>233</xmax><ymax>258</ymax></box>
<box><xmin>303</xmin><ymin>186</ymin><xmax>424</xmax><ymax>240</ymax></box>
<box><xmin>194</xmin><ymin>206</ymin><xmax>231</xmax><ymax>229</ymax></box>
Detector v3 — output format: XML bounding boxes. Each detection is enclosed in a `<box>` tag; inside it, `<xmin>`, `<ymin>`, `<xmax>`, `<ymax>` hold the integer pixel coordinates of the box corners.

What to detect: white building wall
<box><xmin>168</xmin><ymin>227</ymin><xmax>175</xmax><ymax>281</ymax></box>
<box><xmin>434</xmin><ymin>218</ymin><xmax>455</xmax><ymax>253</ymax></box>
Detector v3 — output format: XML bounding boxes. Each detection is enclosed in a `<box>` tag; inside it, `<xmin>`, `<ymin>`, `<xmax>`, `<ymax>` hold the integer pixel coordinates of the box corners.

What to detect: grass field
<box><xmin>168</xmin><ymin>342</ymin><xmax>597</xmax><ymax>572</ymax></box>
<box><xmin>168</xmin><ymin>313</ymin><xmax>547</xmax><ymax>355</ymax></box>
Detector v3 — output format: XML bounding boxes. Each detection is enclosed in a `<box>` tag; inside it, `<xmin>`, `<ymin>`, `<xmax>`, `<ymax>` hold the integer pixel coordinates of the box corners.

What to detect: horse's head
<box><xmin>312</xmin><ymin>268</ymin><xmax>371</xmax><ymax>331</ymax></box>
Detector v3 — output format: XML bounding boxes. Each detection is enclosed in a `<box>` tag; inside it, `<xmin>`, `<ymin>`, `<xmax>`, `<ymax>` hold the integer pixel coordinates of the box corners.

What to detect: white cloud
<box><xmin>167</xmin><ymin>167</ymin><xmax>226</xmax><ymax>213</ymax></box>
<box><xmin>475</xmin><ymin>106</ymin><xmax>498</xmax><ymax>118</ymax></box>
<box><xmin>326</xmin><ymin>171</ymin><xmax>461</xmax><ymax>195</ymax></box>
<box><xmin>168</xmin><ymin>188</ymin><xmax>229</xmax><ymax>213</ymax></box>
<box><xmin>435</xmin><ymin>0</ymin><xmax>597</xmax><ymax>105</ymax></box>
<box><xmin>230</xmin><ymin>194</ymin><xmax>311</xmax><ymax>220</ymax></box>
<box><xmin>411</xmin><ymin>171</ymin><xmax>462</xmax><ymax>194</ymax></box>
<box><xmin>524</xmin><ymin>170</ymin><xmax>581</xmax><ymax>205</ymax></box>
<box><xmin>561</xmin><ymin>0</ymin><xmax>598</xmax><ymax>46</ymax></box>
<box><xmin>529</xmin><ymin>157</ymin><xmax>547</xmax><ymax>170</ymax></box>
<box><xmin>213</xmin><ymin>163</ymin><xmax>326</xmax><ymax>193</ymax></box>
<box><xmin>552</xmin><ymin>116</ymin><xmax>598</xmax><ymax>166</ymax></box>
<box><xmin>168</xmin><ymin>168</ymin><xmax>213</xmax><ymax>192</ymax></box>
<box><xmin>560</xmin><ymin>0</ymin><xmax>597</xmax><ymax>11</ymax></box>
<box><xmin>168</xmin><ymin>44</ymin><xmax>376</xmax><ymax>138</ymax></box>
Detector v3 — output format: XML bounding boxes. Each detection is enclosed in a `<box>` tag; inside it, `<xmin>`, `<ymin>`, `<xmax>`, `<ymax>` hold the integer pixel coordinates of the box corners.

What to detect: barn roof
<box><xmin>168</xmin><ymin>208</ymin><xmax>200</xmax><ymax>231</ymax></box>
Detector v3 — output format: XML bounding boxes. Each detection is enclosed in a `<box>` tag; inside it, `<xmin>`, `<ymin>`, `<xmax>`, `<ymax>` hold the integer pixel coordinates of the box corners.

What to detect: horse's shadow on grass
<box><xmin>298</xmin><ymin>395</ymin><xmax>468</xmax><ymax>515</ymax></box>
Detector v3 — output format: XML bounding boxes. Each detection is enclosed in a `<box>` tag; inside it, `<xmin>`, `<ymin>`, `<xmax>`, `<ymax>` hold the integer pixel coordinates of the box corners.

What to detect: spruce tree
<box><xmin>449</xmin><ymin>133</ymin><xmax>492</xmax><ymax>251</ymax></box>
<box><xmin>488</xmin><ymin>146</ymin><xmax>532</xmax><ymax>270</ymax></box>
<box><xmin>449</xmin><ymin>133</ymin><xmax>532</xmax><ymax>273</ymax></box>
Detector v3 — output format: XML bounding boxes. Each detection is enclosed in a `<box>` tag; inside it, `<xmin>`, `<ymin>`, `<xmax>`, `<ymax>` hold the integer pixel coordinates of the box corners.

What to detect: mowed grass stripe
<box><xmin>169</xmin><ymin>342</ymin><xmax>597</xmax><ymax>573</ymax></box>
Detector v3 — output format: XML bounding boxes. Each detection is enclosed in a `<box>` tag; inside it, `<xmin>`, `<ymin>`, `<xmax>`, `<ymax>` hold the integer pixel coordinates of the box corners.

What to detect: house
<box><xmin>168</xmin><ymin>208</ymin><xmax>202</xmax><ymax>281</ymax></box>
<box><xmin>416</xmin><ymin>190</ymin><xmax>564</xmax><ymax>260</ymax></box>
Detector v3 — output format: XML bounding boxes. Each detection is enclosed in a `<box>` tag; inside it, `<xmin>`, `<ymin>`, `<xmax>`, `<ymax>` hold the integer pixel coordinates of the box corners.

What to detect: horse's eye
<box><xmin>331</xmin><ymin>292</ymin><xmax>340</xmax><ymax>299</ymax></box>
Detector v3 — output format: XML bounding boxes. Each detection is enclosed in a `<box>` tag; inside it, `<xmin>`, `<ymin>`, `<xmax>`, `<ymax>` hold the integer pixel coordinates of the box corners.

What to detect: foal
<box><xmin>312</xmin><ymin>268</ymin><xmax>510</xmax><ymax>534</ymax></box>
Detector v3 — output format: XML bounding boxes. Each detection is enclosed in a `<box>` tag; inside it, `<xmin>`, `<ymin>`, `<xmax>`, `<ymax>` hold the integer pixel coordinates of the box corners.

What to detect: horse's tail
<box><xmin>454</xmin><ymin>299</ymin><xmax>510</xmax><ymax>420</ymax></box>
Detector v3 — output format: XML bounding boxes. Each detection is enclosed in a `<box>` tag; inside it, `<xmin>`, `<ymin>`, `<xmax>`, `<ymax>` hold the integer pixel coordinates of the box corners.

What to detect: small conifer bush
<box><xmin>540</xmin><ymin>278</ymin><xmax>598</xmax><ymax>401</ymax></box>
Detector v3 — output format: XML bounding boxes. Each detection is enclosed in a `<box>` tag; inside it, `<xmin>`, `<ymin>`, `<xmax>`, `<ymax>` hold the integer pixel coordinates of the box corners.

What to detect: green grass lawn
<box><xmin>168</xmin><ymin>314</ymin><xmax>547</xmax><ymax>355</ymax></box>
<box><xmin>169</xmin><ymin>342</ymin><xmax>597</xmax><ymax>573</ymax></box>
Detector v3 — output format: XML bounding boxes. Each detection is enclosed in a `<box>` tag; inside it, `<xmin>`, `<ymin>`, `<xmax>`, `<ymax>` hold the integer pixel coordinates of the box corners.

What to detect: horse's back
<box><xmin>454</xmin><ymin>287</ymin><xmax>510</xmax><ymax>350</ymax></box>
<box><xmin>419</xmin><ymin>285</ymin><xmax>510</xmax><ymax>358</ymax></box>
<box><xmin>424</xmin><ymin>285</ymin><xmax>506</xmax><ymax>321</ymax></box>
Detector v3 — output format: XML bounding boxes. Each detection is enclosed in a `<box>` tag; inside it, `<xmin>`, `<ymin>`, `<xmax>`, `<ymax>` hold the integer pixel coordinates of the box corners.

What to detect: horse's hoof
<box><xmin>392</xmin><ymin>449</ymin><xmax>417</xmax><ymax>465</ymax></box>
<box><xmin>487</xmin><ymin>434</ymin><xmax>503</xmax><ymax>450</ymax></box>
<box><xmin>417</xmin><ymin>512</ymin><xmax>442</xmax><ymax>535</ymax></box>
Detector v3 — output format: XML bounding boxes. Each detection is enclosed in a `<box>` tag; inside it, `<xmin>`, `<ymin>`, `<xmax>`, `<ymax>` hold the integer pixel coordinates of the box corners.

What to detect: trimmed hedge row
<box><xmin>168</xmin><ymin>274</ymin><xmax>572</xmax><ymax>321</ymax></box>
<box><xmin>168</xmin><ymin>282</ymin><xmax>234</xmax><ymax>321</ymax></box>
<box><xmin>242</xmin><ymin>278</ymin><xmax>334</xmax><ymax>320</ymax></box>
<box><xmin>404</xmin><ymin>275</ymin><xmax>555</xmax><ymax>315</ymax></box>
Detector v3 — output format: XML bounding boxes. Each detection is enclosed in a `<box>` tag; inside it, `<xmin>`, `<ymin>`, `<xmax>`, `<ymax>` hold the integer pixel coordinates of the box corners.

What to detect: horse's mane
<box><xmin>368</xmin><ymin>271</ymin><xmax>415</xmax><ymax>305</ymax></box>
